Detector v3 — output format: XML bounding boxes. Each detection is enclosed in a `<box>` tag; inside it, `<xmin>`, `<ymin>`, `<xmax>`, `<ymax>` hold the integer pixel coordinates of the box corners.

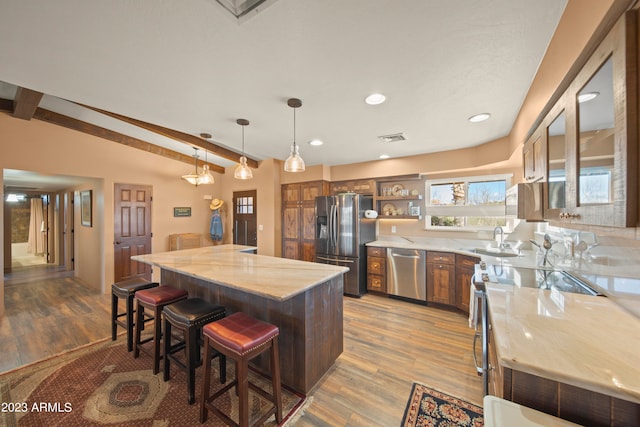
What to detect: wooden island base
<box><xmin>162</xmin><ymin>269</ymin><xmax>344</xmax><ymax>394</ymax></box>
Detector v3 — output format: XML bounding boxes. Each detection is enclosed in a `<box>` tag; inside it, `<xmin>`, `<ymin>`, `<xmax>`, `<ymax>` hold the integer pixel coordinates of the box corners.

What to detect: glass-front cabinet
<box><xmin>541</xmin><ymin>12</ymin><xmax>637</xmax><ymax>227</ymax></box>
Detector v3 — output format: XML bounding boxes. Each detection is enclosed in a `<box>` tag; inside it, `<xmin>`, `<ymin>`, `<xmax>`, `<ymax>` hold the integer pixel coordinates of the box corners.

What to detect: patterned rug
<box><xmin>401</xmin><ymin>383</ymin><xmax>484</xmax><ymax>427</ymax></box>
<box><xmin>0</xmin><ymin>338</ymin><xmax>305</xmax><ymax>426</ymax></box>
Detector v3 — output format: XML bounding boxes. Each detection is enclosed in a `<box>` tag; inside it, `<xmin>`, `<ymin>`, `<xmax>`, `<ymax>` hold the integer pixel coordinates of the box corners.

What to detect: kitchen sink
<box><xmin>465</xmin><ymin>248</ymin><xmax>520</xmax><ymax>258</ymax></box>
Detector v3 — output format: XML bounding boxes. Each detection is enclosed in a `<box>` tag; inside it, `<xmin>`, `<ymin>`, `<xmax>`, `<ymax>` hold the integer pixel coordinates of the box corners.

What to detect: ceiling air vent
<box><xmin>378</xmin><ymin>132</ymin><xmax>407</xmax><ymax>143</ymax></box>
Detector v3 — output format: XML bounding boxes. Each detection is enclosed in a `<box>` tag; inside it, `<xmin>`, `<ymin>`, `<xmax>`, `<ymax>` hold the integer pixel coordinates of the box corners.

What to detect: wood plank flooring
<box><xmin>0</xmin><ymin>271</ymin><xmax>112</xmax><ymax>373</ymax></box>
<box><xmin>0</xmin><ymin>273</ymin><xmax>483</xmax><ymax>426</ymax></box>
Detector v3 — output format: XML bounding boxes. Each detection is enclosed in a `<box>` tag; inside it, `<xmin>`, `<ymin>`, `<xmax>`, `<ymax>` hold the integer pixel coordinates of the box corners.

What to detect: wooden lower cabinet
<box><xmin>426</xmin><ymin>251</ymin><xmax>455</xmax><ymax>305</ymax></box>
<box><xmin>488</xmin><ymin>315</ymin><xmax>640</xmax><ymax>427</ymax></box>
<box><xmin>282</xmin><ymin>181</ymin><xmax>329</xmax><ymax>261</ymax></box>
<box><xmin>455</xmin><ymin>254</ymin><xmax>479</xmax><ymax>313</ymax></box>
<box><xmin>366</xmin><ymin>246</ymin><xmax>386</xmax><ymax>293</ymax></box>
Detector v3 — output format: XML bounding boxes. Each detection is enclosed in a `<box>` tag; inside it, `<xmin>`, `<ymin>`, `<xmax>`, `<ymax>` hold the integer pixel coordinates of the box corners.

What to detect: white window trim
<box><xmin>424</xmin><ymin>173</ymin><xmax>513</xmax><ymax>231</ymax></box>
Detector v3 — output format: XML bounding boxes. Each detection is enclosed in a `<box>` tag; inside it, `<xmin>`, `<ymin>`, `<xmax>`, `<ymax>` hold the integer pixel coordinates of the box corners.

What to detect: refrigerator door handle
<box><xmin>334</xmin><ymin>203</ymin><xmax>339</xmax><ymax>247</ymax></box>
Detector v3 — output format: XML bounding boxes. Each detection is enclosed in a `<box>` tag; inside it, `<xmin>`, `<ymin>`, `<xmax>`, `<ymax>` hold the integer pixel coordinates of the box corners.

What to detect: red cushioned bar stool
<box><xmin>199</xmin><ymin>312</ymin><xmax>282</xmax><ymax>427</ymax></box>
<box><xmin>163</xmin><ymin>297</ymin><xmax>227</xmax><ymax>404</ymax></box>
<box><xmin>133</xmin><ymin>285</ymin><xmax>188</xmax><ymax>374</ymax></box>
<box><xmin>111</xmin><ymin>277</ymin><xmax>158</xmax><ymax>352</ymax></box>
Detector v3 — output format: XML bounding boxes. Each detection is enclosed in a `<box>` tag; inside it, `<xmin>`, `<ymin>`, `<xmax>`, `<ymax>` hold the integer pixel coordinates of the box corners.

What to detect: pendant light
<box><xmin>197</xmin><ymin>134</ymin><xmax>215</xmax><ymax>185</ymax></box>
<box><xmin>181</xmin><ymin>148</ymin><xmax>201</xmax><ymax>186</ymax></box>
<box><xmin>181</xmin><ymin>146</ymin><xmax>215</xmax><ymax>186</ymax></box>
<box><xmin>234</xmin><ymin>118</ymin><xmax>253</xmax><ymax>180</ymax></box>
<box><xmin>284</xmin><ymin>98</ymin><xmax>305</xmax><ymax>172</ymax></box>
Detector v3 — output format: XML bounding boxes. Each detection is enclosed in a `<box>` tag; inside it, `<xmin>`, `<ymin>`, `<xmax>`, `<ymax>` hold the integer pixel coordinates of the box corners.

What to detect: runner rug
<box><xmin>401</xmin><ymin>382</ymin><xmax>484</xmax><ymax>427</ymax></box>
<box><xmin>0</xmin><ymin>338</ymin><xmax>305</xmax><ymax>426</ymax></box>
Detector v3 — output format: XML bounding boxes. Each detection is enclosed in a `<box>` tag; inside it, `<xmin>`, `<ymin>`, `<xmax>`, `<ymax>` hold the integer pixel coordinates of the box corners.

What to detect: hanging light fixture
<box><xmin>181</xmin><ymin>146</ymin><xmax>215</xmax><ymax>186</ymax></box>
<box><xmin>284</xmin><ymin>98</ymin><xmax>305</xmax><ymax>172</ymax></box>
<box><xmin>234</xmin><ymin>118</ymin><xmax>253</xmax><ymax>180</ymax></box>
<box><xmin>181</xmin><ymin>148</ymin><xmax>201</xmax><ymax>185</ymax></box>
<box><xmin>197</xmin><ymin>134</ymin><xmax>215</xmax><ymax>185</ymax></box>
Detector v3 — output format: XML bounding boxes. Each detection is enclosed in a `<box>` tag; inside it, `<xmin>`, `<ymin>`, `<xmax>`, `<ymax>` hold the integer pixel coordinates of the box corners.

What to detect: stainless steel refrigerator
<box><xmin>314</xmin><ymin>194</ymin><xmax>375</xmax><ymax>297</ymax></box>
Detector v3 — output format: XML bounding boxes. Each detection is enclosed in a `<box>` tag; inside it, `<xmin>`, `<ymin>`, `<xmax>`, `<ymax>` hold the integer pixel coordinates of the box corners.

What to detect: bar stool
<box><xmin>111</xmin><ymin>277</ymin><xmax>158</xmax><ymax>352</ymax></box>
<box><xmin>163</xmin><ymin>297</ymin><xmax>227</xmax><ymax>404</ymax></box>
<box><xmin>200</xmin><ymin>312</ymin><xmax>282</xmax><ymax>427</ymax></box>
<box><xmin>133</xmin><ymin>285</ymin><xmax>188</xmax><ymax>374</ymax></box>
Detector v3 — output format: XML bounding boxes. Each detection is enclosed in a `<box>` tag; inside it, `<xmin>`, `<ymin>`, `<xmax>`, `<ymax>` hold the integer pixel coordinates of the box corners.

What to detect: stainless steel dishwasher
<box><xmin>386</xmin><ymin>248</ymin><xmax>426</xmax><ymax>301</ymax></box>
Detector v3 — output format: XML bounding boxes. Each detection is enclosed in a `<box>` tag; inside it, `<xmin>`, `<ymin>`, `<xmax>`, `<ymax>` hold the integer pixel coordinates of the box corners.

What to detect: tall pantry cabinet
<box><xmin>281</xmin><ymin>181</ymin><xmax>329</xmax><ymax>261</ymax></box>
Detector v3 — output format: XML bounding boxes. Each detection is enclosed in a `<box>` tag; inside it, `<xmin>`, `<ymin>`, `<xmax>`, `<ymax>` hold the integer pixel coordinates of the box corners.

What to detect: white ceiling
<box><xmin>0</xmin><ymin>0</ymin><xmax>567</xmax><ymax>170</ymax></box>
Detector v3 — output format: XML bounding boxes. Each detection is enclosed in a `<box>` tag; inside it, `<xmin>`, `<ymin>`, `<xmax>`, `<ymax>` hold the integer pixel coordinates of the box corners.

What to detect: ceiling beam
<box><xmin>82</xmin><ymin>105</ymin><xmax>260</xmax><ymax>168</ymax></box>
<box><xmin>13</xmin><ymin>87</ymin><xmax>43</xmax><ymax>120</ymax></box>
<box><xmin>28</xmin><ymin>107</ymin><xmax>225</xmax><ymax>173</ymax></box>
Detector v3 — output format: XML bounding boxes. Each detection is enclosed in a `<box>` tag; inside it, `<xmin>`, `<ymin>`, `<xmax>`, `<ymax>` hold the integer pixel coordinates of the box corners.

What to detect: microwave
<box><xmin>506</xmin><ymin>182</ymin><xmax>544</xmax><ymax>221</ymax></box>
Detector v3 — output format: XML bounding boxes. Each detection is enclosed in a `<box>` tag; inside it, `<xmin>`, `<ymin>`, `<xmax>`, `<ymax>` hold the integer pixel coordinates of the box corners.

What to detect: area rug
<box><xmin>401</xmin><ymin>383</ymin><xmax>483</xmax><ymax>427</ymax></box>
<box><xmin>0</xmin><ymin>338</ymin><xmax>305</xmax><ymax>426</ymax></box>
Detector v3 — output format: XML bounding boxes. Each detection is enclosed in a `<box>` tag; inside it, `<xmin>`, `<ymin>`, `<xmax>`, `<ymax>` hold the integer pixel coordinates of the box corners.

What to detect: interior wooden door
<box><xmin>232</xmin><ymin>190</ymin><xmax>257</xmax><ymax>247</ymax></box>
<box><xmin>114</xmin><ymin>183</ymin><xmax>152</xmax><ymax>283</ymax></box>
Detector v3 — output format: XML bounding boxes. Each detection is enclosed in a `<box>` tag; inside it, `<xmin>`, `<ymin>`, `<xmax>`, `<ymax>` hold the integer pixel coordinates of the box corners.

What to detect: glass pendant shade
<box><xmin>181</xmin><ymin>173</ymin><xmax>199</xmax><ymax>185</ymax></box>
<box><xmin>198</xmin><ymin>164</ymin><xmax>215</xmax><ymax>184</ymax></box>
<box><xmin>234</xmin><ymin>118</ymin><xmax>253</xmax><ymax>180</ymax></box>
<box><xmin>284</xmin><ymin>143</ymin><xmax>305</xmax><ymax>172</ymax></box>
<box><xmin>181</xmin><ymin>147</ymin><xmax>214</xmax><ymax>186</ymax></box>
<box><xmin>234</xmin><ymin>156</ymin><xmax>253</xmax><ymax>179</ymax></box>
<box><xmin>284</xmin><ymin>98</ymin><xmax>305</xmax><ymax>172</ymax></box>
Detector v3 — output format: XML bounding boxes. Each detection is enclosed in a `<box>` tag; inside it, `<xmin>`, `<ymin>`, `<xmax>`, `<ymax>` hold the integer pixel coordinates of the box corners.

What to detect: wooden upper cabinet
<box><xmin>540</xmin><ymin>12</ymin><xmax>638</xmax><ymax>227</ymax></box>
<box><xmin>330</xmin><ymin>179</ymin><xmax>376</xmax><ymax>195</ymax></box>
<box><xmin>281</xmin><ymin>181</ymin><xmax>329</xmax><ymax>261</ymax></box>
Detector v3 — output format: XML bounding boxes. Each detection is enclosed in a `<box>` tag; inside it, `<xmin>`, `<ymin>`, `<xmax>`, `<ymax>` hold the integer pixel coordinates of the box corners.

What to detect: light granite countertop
<box><xmin>132</xmin><ymin>245</ymin><xmax>348</xmax><ymax>302</ymax></box>
<box><xmin>485</xmin><ymin>282</ymin><xmax>640</xmax><ymax>404</ymax></box>
<box><xmin>367</xmin><ymin>236</ymin><xmax>640</xmax><ymax>316</ymax></box>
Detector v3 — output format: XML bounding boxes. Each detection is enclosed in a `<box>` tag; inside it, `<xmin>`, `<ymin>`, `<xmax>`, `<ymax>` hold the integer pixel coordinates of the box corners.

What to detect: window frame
<box><xmin>424</xmin><ymin>174</ymin><xmax>513</xmax><ymax>231</ymax></box>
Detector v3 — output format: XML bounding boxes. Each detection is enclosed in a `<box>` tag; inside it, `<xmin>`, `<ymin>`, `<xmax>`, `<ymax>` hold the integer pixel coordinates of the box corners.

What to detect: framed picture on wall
<box><xmin>81</xmin><ymin>190</ymin><xmax>92</xmax><ymax>227</ymax></box>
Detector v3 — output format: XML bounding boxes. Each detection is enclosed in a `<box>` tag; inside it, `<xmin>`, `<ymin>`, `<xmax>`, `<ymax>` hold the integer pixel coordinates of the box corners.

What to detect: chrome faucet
<box><xmin>493</xmin><ymin>226</ymin><xmax>504</xmax><ymax>249</ymax></box>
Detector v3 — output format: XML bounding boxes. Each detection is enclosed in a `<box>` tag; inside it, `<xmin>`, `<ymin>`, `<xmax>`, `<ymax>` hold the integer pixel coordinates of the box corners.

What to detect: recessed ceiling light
<box><xmin>365</xmin><ymin>93</ymin><xmax>386</xmax><ymax>105</ymax></box>
<box><xmin>379</xmin><ymin>154</ymin><xmax>390</xmax><ymax>159</ymax></box>
<box><xmin>309</xmin><ymin>139</ymin><xmax>324</xmax><ymax>146</ymax></box>
<box><xmin>578</xmin><ymin>91</ymin><xmax>599</xmax><ymax>103</ymax></box>
<box><xmin>468</xmin><ymin>113</ymin><xmax>491</xmax><ymax>123</ymax></box>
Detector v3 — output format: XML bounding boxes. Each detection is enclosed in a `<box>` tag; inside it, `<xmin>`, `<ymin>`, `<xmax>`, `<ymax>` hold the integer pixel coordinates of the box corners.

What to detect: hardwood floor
<box><xmin>0</xmin><ymin>269</ymin><xmax>112</xmax><ymax>373</ymax></box>
<box><xmin>295</xmin><ymin>295</ymin><xmax>483</xmax><ymax>426</ymax></box>
<box><xmin>0</xmin><ymin>273</ymin><xmax>483</xmax><ymax>425</ymax></box>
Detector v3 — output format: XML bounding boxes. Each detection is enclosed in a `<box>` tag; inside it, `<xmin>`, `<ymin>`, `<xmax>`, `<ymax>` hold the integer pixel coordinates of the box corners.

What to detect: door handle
<box><xmin>115</xmin><ymin>241</ymin><xmax>122</xmax><ymax>245</ymax></box>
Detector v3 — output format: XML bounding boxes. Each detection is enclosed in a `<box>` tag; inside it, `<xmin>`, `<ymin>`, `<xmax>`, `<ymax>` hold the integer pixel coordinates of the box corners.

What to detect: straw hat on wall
<box><xmin>209</xmin><ymin>199</ymin><xmax>224</xmax><ymax>210</ymax></box>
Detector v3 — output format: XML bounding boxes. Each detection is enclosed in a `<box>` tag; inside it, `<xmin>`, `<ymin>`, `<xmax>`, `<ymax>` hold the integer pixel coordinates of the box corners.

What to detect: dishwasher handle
<box><xmin>391</xmin><ymin>253</ymin><xmax>422</xmax><ymax>259</ymax></box>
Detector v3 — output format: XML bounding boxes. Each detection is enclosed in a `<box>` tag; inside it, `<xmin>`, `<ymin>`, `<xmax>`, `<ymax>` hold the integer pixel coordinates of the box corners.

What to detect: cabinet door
<box><xmin>542</xmin><ymin>14</ymin><xmax>637</xmax><ymax>227</ymax></box>
<box><xmin>427</xmin><ymin>262</ymin><xmax>455</xmax><ymax>305</ymax></box>
<box><xmin>282</xmin><ymin>184</ymin><xmax>301</xmax><ymax>204</ymax></box>
<box><xmin>455</xmin><ymin>255</ymin><xmax>479</xmax><ymax>313</ymax></box>
<box><xmin>455</xmin><ymin>266</ymin><xmax>473</xmax><ymax>313</ymax></box>
<box><xmin>523</xmin><ymin>129</ymin><xmax>544</xmax><ymax>182</ymax></box>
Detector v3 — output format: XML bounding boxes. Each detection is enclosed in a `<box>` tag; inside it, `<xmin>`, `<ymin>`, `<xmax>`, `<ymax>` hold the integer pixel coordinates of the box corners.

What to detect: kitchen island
<box><xmin>132</xmin><ymin>245</ymin><xmax>348</xmax><ymax>394</ymax></box>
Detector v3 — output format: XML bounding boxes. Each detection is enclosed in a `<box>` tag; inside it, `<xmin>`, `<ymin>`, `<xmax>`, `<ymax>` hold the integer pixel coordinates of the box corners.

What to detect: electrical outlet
<box><xmin>258</xmin><ymin>224</ymin><xmax>264</xmax><ymax>231</ymax></box>
<box><xmin>391</xmin><ymin>226</ymin><xmax>397</xmax><ymax>233</ymax></box>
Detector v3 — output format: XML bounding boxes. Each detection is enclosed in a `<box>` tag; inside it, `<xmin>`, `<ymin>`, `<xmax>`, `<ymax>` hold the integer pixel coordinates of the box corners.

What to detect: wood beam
<box><xmin>13</xmin><ymin>87</ymin><xmax>43</xmax><ymax>120</ymax></box>
<box><xmin>82</xmin><ymin>105</ymin><xmax>260</xmax><ymax>168</ymax></box>
<box><xmin>30</xmin><ymin>108</ymin><xmax>225</xmax><ymax>173</ymax></box>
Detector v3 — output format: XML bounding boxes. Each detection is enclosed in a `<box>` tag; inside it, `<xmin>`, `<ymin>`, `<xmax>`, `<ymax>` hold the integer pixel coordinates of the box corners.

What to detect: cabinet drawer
<box><xmin>367</xmin><ymin>275</ymin><xmax>386</xmax><ymax>293</ymax></box>
<box><xmin>427</xmin><ymin>251</ymin><xmax>455</xmax><ymax>264</ymax></box>
<box><xmin>367</xmin><ymin>257</ymin><xmax>386</xmax><ymax>276</ymax></box>
<box><xmin>367</xmin><ymin>246</ymin><xmax>386</xmax><ymax>257</ymax></box>
<box><xmin>456</xmin><ymin>254</ymin><xmax>480</xmax><ymax>269</ymax></box>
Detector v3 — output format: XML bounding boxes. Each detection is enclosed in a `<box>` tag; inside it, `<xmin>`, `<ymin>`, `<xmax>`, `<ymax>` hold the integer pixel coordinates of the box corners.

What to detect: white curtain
<box><xmin>27</xmin><ymin>198</ymin><xmax>45</xmax><ymax>255</ymax></box>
